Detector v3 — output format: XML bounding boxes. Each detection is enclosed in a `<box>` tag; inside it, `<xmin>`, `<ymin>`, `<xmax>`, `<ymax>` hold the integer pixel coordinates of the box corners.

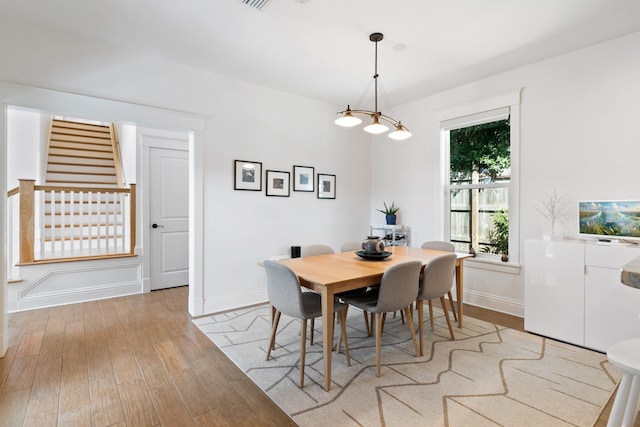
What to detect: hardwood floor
<box><xmin>0</xmin><ymin>286</ymin><xmax>295</xmax><ymax>426</ymax></box>
<box><xmin>0</xmin><ymin>287</ymin><xmax>633</xmax><ymax>426</ymax></box>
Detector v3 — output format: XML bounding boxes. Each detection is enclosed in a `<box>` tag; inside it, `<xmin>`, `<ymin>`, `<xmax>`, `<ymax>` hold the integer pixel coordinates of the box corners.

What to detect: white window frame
<box><xmin>439</xmin><ymin>89</ymin><xmax>521</xmax><ymax>266</ymax></box>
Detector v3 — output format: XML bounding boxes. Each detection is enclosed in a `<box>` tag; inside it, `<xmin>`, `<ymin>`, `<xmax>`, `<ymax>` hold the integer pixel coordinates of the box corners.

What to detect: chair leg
<box><xmin>404</xmin><ymin>306</ymin><xmax>420</xmax><ymax>357</ymax></box>
<box><xmin>363</xmin><ymin>310</ymin><xmax>371</xmax><ymax>336</ymax></box>
<box><xmin>299</xmin><ymin>319</ymin><xmax>307</xmax><ymax>388</ymax></box>
<box><xmin>399</xmin><ymin>309</ymin><xmax>405</xmax><ymax>324</ymax></box>
<box><xmin>266</xmin><ymin>310</ymin><xmax>281</xmax><ymax>361</ymax></box>
<box><xmin>310</xmin><ymin>318</ymin><xmax>314</xmax><ymax>345</ymax></box>
<box><xmin>381</xmin><ymin>312</ymin><xmax>387</xmax><ymax>336</ymax></box>
<box><xmin>339</xmin><ymin>310</ymin><xmax>351</xmax><ymax>367</ymax></box>
<box><xmin>440</xmin><ymin>296</ymin><xmax>455</xmax><ymax>340</ymax></box>
<box><xmin>375</xmin><ymin>312</ymin><xmax>383</xmax><ymax>377</ymax></box>
<box><xmin>270</xmin><ymin>304</ymin><xmax>277</xmax><ymax>350</ymax></box>
<box><xmin>447</xmin><ymin>291</ymin><xmax>458</xmax><ymax>322</ymax></box>
<box><xmin>363</xmin><ymin>311</ymin><xmax>371</xmax><ymax>336</ymax></box>
<box><xmin>417</xmin><ymin>299</ymin><xmax>425</xmax><ymax>356</ymax></box>
<box><xmin>428</xmin><ymin>300</ymin><xmax>434</xmax><ymax>330</ymax></box>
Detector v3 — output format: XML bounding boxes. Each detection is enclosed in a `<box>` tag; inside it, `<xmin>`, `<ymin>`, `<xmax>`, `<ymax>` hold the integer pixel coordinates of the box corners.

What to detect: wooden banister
<box><xmin>10</xmin><ymin>180</ymin><xmax>137</xmax><ymax>264</ymax></box>
<box><xmin>109</xmin><ymin>123</ymin><xmax>125</xmax><ymax>187</ymax></box>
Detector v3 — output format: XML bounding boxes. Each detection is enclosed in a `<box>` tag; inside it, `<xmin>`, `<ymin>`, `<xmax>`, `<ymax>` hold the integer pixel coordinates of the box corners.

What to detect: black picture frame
<box><xmin>317</xmin><ymin>173</ymin><xmax>336</xmax><ymax>199</ymax></box>
<box><xmin>293</xmin><ymin>165</ymin><xmax>315</xmax><ymax>192</ymax></box>
<box><xmin>266</xmin><ymin>170</ymin><xmax>290</xmax><ymax>197</ymax></box>
<box><xmin>234</xmin><ymin>160</ymin><xmax>262</xmax><ymax>191</ymax></box>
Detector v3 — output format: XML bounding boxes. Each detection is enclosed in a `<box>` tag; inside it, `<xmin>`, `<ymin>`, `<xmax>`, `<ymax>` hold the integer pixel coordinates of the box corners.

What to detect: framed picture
<box><xmin>293</xmin><ymin>165</ymin><xmax>314</xmax><ymax>192</ymax></box>
<box><xmin>234</xmin><ymin>160</ymin><xmax>262</xmax><ymax>191</ymax></box>
<box><xmin>317</xmin><ymin>173</ymin><xmax>336</xmax><ymax>199</ymax></box>
<box><xmin>266</xmin><ymin>170</ymin><xmax>290</xmax><ymax>197</ymax></box>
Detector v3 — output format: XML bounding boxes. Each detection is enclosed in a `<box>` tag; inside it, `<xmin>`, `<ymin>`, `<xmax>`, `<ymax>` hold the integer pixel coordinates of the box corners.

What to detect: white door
<box><xmin>149</xmin><ymin>147</ymin><xmax>189</xmax><ymax>290</ymax></box>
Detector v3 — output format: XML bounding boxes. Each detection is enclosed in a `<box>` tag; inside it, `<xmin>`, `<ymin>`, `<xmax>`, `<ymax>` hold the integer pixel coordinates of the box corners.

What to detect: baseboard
<box><xmin>202</xmin><ymin>290</ymin><xmax>268</xmax><ymax>315</ymax></box>
<box><xmin>460</xmin><ymin>289</ymin><xmax>524</xmax><ymax>318</ymax></box>
<box><xmin>13</xmin><ymin>282</ymin><xmax>142</xmax><ymax>312</ymax></box>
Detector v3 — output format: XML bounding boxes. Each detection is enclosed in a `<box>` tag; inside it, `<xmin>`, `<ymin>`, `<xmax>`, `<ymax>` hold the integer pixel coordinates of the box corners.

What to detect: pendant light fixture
<box><xmin>335</xmin><ymin>33</ymin><xmax>412</xmax><ymax>141</ymax></box>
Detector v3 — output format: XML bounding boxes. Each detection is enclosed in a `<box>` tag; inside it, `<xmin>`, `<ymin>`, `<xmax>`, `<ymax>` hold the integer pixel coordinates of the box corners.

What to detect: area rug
<box><xmin>193</xmin><ymin>304</ymin><xmax>620</xmax><ymax>426</ymax></box>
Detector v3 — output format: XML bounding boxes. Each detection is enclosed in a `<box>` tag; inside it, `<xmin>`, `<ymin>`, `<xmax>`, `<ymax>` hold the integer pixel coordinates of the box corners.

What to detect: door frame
<box><xmin>140</xmin><ymin>130</ymin><xmax>190</xmax><ymax>292</ymax></box>
<box><xmin>1</xmin><ymin>82</ymin><xmax>208</xmax><ymax>357</ymax></box>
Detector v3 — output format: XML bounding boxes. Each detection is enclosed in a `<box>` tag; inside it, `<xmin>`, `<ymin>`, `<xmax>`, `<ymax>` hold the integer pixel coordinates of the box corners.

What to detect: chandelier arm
<box><xmin>377</xmin><ymin>113</ymin><xmax>407</xmax><ymax>129</ymax></box>
<box><xmin>336</xmin><ymin>108</ymin><xmax>376</xmax><ymax>117</ymax></box>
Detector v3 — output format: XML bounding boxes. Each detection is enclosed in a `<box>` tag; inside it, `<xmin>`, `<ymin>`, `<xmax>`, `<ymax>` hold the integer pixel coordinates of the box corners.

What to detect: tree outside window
<box><xmin>448</xmin><ymin>118</ymin><xmax>510</xmax><ymax>256</ymax></box>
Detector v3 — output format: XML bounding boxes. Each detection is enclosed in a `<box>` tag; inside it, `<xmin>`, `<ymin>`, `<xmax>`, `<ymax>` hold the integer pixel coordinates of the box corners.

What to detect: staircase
<box><xmin>40</xmin><ymin>119</ymin><xmax>127</xmax><ymax>256</ymax></box>
<box><xmin>46</xmin><ymin>119</ymin><xmax>122</xmax><ymax>187</ymax></box>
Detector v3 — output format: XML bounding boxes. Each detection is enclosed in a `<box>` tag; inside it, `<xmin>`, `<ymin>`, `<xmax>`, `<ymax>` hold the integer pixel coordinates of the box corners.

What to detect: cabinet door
<box><xmin>524</xmin><ymin>240</ymin><xmax>585</xmax><ymax>346</ymax></box>
<box><xmin>585</xmin><ymin>266</ymin><xmax>640</xmax><ymax>352</ymax></box>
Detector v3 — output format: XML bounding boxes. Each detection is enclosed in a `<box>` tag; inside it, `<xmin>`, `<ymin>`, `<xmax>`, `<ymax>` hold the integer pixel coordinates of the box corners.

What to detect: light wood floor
<box><xmin>0</xmin><ymin>287</ymin><xmax>634</xmax><ymax>426</ymax></box>
<box><xmin>0</xmin><ymin>286</ymin><xmax>295</xmax><ymax>426</ymax></box>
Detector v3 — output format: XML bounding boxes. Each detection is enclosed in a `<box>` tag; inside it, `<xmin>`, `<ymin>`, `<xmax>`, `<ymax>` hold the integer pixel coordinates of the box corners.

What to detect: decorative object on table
<box><xmin>362</xmin><ymin>236</ymin><xmax>385</xmax><ymax>254</ymax></box>
<box><xmin>536</xmin><ymin>189</ymin><xmax>569</xmax><ymax>239</ymax></box>
<box><xmin>334</xmin><ymin>33</ymin><xmax>412</xmax><ymax>141</ymax></box>
<box><xmin>317</xmin><ymin>173</ymin><xmax>335</xmax><ymax>199</ymax></box>
<box><xmin>293</xmin><ymin>165</ymin><xmax>314</xmax><ymax>192</ymax></box>
<box><xmin>234</xmin><ymin>160</ymin><xmax>262</xmax><ymax>191</ymax></box>
<box><xmin>265</xmin><ymin>170</ymin><xmax>290</xmax><ymax>197</ymax></box>
<box><xmin>482</xmin><ymin>209</ymin><xmax>509</xmax><ymax>261</ymax></box>
<box><xmin>376</xmin><ymin>201</ymin><xmax>399</xmax><ymax>225</ymax></box>
<box><xmin>355</xmin><ymin>250</ymin><xmax>392</xmax><ymax>260</ymax></box>
<box><xmin>290</xmin><ymin>246</ymin><xmax>301</xmax><ymax>258</ymax></box>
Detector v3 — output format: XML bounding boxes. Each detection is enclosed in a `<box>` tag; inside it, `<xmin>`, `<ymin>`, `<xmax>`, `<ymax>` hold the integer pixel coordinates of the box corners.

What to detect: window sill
<box><xmin>462</xmin><ymin>256</ymin><xmax>521</xmax><ymax>275</ymax></box>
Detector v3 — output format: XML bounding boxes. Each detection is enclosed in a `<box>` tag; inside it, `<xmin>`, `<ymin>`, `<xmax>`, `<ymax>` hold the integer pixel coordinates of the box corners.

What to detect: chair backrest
<box><xmin>301</xmin><ymin>244</ymin><xmax>334</xmax><ymax>257</ymax></box>
<box><xmin>421</xmin><ymin>241</ymin><xmax>455</xmax><ymax>253</ymax></box>
<box><xmin>263</xmin><ymin>260</ymin><xmax>305</xmax><ymax>319</ymax></box>
<box><xmin>418</xmin><ymin>253</ymin><xmax>457</xmax><ymax>300</ymax></box>
<box><xmin>374</xmin><ymin>260</ymin><xmax>422</xmax><ymax>313</ymax></box>
<box><xmin>340</xmin><ymin>241</ymin><xmax>361</xmax><ymax>252</ymax></box>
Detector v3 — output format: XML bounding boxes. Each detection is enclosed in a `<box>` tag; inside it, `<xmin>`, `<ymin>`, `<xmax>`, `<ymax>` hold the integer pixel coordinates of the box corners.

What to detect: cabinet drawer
<box><xmin>584</xmin><ymin>244</ymin><xmax>640</xmax><ymax>269</ymax></box>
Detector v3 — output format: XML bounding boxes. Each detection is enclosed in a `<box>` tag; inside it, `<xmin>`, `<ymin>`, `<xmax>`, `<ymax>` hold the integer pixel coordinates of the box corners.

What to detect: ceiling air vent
<box><xmin>241</xmin><ymin>0</ymin><xmax>272</xmax><ymax>11</ymax></box>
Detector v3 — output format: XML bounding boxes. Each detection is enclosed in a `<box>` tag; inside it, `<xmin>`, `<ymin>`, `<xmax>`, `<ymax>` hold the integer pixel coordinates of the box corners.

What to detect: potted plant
<box><xmin>482</xmin><ymin>210</ymin><xmax>509</xmax><ymax>261</ymax></box>
<box><xmin>377</xmin><ymin>201</ymin><xmax>399</xmax><ymax>225</ymax></box>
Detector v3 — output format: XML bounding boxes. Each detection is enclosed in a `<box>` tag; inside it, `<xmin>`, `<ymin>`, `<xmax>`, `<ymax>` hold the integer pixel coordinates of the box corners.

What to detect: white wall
<box><xmin>6</xmin><ymin>108</ymin><xmax>40</xmax><ymax>187</ymax></box>
<box><xmin>371</xmin><ymin>31</ymin><xmax>640</xmax><ymax>316</ymax></box>
<box><xmin>0</xmin><ymin>21</ymin><xmax>372</xmax><ymax>317</ymax></box>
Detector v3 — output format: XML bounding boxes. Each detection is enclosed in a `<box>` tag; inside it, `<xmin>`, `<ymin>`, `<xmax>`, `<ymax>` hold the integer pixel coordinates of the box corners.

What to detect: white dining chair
<box><xmin>341</xmin><ymin>260</ymin><xmax>422</xmax><ymax>377</ymax></box>
<box><xmin>264</xmin><ymin>260</ymin><xmax>350</xmax><ymax>387</ymax></box>
<box><xmin>301</xmin><ymin>244</ymin><xmax>334</xmax><ymax>257</ymax></box>
<box><xmin>340</xmin><ymin>241</ymin><xmax>362</xmax><ymax>252</ymax></box>
<box><xmin>416</xmin><ymin>253</ymin><xmax>458</xmax><ymax>355</ymax></box>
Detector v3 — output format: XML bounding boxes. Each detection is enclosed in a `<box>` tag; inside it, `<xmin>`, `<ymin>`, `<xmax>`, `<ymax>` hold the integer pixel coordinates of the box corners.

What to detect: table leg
<box><xmin>456</xmin><ymin>260</ymin><xmax>464</xmax><ymax>328</ymax></box>
<box><xmin>321</xmin><ymin>288</ymin><xmax>334</xmax><ymax>391</ymax></box>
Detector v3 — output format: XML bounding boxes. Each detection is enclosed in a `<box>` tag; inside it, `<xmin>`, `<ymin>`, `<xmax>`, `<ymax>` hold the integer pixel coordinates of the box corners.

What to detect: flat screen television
<box><xmin>578</xmin><ymin>200</ymin><xmax>640</xmax><ymax>242</ymax></box>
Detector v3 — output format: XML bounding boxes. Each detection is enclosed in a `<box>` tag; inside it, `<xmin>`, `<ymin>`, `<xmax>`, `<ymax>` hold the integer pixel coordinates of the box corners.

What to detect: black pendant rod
<box><xmin>370</xmin><ymin>32</ymin><xmax>383</xmax><ymax>115</ymax></box>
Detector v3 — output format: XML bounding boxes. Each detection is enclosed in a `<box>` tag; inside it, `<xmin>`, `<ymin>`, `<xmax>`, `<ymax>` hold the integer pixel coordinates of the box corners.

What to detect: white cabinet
<box><xmin>584</xmin><ymin>245</ymin><xmax>640</xmax><ymax>351</ymax></box>
<box><xmin>524</xmin><ymin>240</ymin><xmax>585</xmax><ymax>346</ymax></box>
<box><xmin>525</xmin><ymin>239</ymin><xmax>640</xmax><ymax>352</ymax></box>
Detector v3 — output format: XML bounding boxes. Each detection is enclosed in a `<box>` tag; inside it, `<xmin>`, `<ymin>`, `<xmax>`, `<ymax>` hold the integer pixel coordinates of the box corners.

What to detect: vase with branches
<box><xmin>536</xmin><ymin>189</ymin><xmax>569</xmax><ymax>238</ymax></box>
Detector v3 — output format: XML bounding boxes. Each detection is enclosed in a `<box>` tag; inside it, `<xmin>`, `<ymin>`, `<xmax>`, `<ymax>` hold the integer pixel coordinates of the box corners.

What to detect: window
<box><xmin>440</xmin><ymin>91</ymin><xmax>521</xmax><ymax>263</ymax></box>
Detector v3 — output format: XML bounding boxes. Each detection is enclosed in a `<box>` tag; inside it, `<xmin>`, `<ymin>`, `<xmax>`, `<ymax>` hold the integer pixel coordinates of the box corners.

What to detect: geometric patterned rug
<box><xmin>194</xmin><ymin>304</ymin><xmax>621</xmax><ymax>427</ymax></box>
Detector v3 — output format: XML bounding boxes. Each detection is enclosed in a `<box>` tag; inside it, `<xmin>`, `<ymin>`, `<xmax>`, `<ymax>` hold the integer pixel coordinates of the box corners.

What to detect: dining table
<box><xmin>278</xmin><ymin>245</ymin><xmax>472</xmax><ymax>391</ymax></box>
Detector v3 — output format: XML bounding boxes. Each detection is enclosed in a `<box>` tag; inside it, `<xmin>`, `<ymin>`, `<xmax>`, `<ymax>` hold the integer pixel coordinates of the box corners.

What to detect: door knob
<box><xmin>152</xmin><ymin>223</ymin><xmax>164</xmax><ymax>229</ymax></box>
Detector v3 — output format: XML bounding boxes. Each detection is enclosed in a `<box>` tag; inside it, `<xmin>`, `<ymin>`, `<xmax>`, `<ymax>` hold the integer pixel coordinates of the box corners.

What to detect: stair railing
<box><xmin>7</xmin><ymin>179</ymin><xmax>136</xmax><ymax>264</ymax></box>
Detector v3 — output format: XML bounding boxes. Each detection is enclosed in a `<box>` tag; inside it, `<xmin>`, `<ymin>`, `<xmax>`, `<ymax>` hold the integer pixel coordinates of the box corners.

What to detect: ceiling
<box><xmin>2</xmin><ymin>0</ymin><xmax>640</xmax><ymax>107</ymax></box>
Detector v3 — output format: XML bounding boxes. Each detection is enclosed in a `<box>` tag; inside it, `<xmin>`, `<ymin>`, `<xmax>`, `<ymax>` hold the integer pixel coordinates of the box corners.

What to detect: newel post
<box><xmin>19</xmin><ymin>179</ymin><xmax>35</xmax><ymax>263</ymax></box>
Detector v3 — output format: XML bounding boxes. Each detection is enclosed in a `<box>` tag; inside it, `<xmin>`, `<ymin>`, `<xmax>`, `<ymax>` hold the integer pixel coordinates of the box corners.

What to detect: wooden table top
<box><xmin>278</xmin><ymin>246</ymin><xmax>471</xmax><ymax>293</ymax></box>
